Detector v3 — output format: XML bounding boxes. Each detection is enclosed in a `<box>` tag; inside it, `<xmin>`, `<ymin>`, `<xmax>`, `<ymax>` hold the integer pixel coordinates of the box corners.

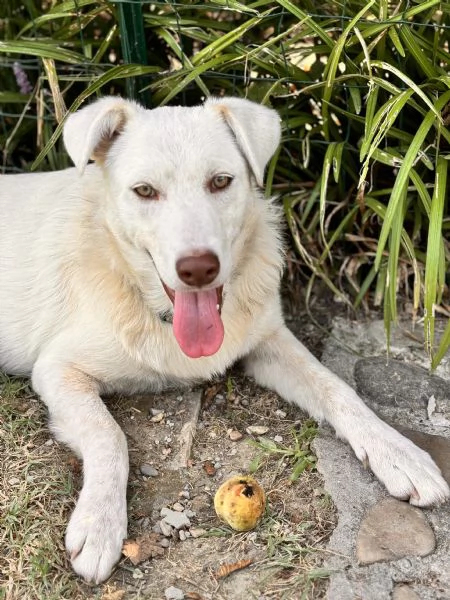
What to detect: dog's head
<box><xmin>63</xmin><ymin>96</ymin><xmax>281</xmax><ymax>358</ymax></box>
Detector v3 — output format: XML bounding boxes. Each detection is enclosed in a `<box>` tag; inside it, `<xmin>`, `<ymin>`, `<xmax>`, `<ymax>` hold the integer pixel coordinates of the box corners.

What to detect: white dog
<box><xmin>0</xmin><ymin>97</ymin><xmax>448</xmax><ymax>583</ymax></box>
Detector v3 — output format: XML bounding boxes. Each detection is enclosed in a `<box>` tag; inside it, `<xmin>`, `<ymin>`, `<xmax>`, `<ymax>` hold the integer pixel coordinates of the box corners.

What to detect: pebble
<box><xmin>246</xmin><ymin>425</ymin><xmax>269</xmax><ymax>435</ymax></box>
<box><xmin>165</xmin><ymin>586</ymin><xmax>184</xmax><ymax>600</ymax></box>
<box><xmin>179</xmin><ymin>490</ymin><xmax>190</xmax><ymax>499</ymax></box>
<box><xmin>132</xmin><ymin>568</ymin><xmax>144</xmax><ymax>579</ymax></box>
<box><xmin>159</xmin><ymin>537</ymin><xmax>170</xmax><ymax>548</ymax></box>
<box><xmin>45</xmin><ymin>439</ymin><xmax>54</xmax><ymax>446</ymax></box>
<box><xmin>172</xmin><ymin>502</ymin><xmax>185</xmax><ymax>512</ymax></box>
<box><xmin>152</xmin><ymin>523</ymin><xmax>162</xmax><ymax>534</ymax></box>
<box><xmin>179</xmin><ymin>529</ymin><xmax>187</xmax><ymax>541</ymax></box>
<box><xmin>392</xmin><ymin>585</ymin><xmax>420</xmax><ymax>600</ymax></box>
<box><xmin>161</xmin><ymin>508</ymin><xmax>191</xmax><ymax>530</ymax></box>
<box><xmin>151</xmin><ymin>412</ymin><xmax>165</xmax><ymax>423</ymax></box>
<box><xmin>189</xmin><ymin>527</ymin><xmax>206</xmax><ymax>538</ymax></box>
<box><xmin>228</xmin><ymin>429</ymin><xmax>243</xmax><ymax>441</ymax></box>
<box><xmin>150</xmin><ymin>408</ymin><xmax>164</xmax><ymax>416</ymax></box>
<box><xmin>356</xmin><ymin>498</ymin><xmax>435</xmax><ymax>564</ymax></box>
<box><xmin>275</xmin><ymin>409</ymin><xmax>287</xmax><ymax>418</ymax></box>
<box><xmin>159</xmin><ymin>520</ymin><xmax>173</xmax><ymax>537</ymax></box>
<box><xmin>273</xmin><ymin>435</ymin><xmax>283</xmax><ymax>443</ymax></box>
<box><xmin>140</xmin><ymin>464</ymin><xmax>158</xmax><ymax>477</ymax></box>
<box><xmin>185</xmin><ymin>509</ymin><xmax>196</xmax><ymax>519</ymax></box>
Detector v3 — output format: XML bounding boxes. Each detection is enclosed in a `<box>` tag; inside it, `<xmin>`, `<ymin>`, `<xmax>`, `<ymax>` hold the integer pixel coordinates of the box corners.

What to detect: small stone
<box><xmin>8</xmin><ymin>477</ymin><xmax>20</xmax><ymax>485</ymax></box>
<box><xmin>132</xmin><ymin>568</ymin><xmax>144</xmax><ymax>579</ymax></box>
<box><xmin>45</xmin><ymin>439</ymin><xmax>54</xmax><ymax>446</ymax></box>
<box><xmin>273</xmin><ymin>435</ymin><xmax>283</xmax><ymax>443</ymax></box>
<box><xmin>214</xmin><ymin>462</ymin><xmax>222</xmax><ymax>469</ymax></box>
<box><xmin>165</xmin><ymin>586</ymin><xmax>184</xmax><ymax>600</ymax></box>
<box><xmin>179</xmin><ymin>529</ymin><xmax>187</xmax><ymax>541</ymax></box>
<box><xmin>275</xmin><ymin>409</ymin><xmax>287</xmax><ymax>418</ymax></box>
<box><xmin>228</xmin><ymin>429</ymin><xmax>243</xmax><ymax>441</ymax></box>
<box><xmin>161</xmin><ymin>508</ymin><xmax>191</xmax><ymax>530</ymax></box>
<box><xmin>150</xmin><ymin>408</ymin><xmax>164</xmax><ymax>416</ymax></box>
<box><xmin>189</xmin><ymin>527</ymin><xmax>206</xmax><ymax>538</ymax></box>
<box><xmin>159</xmin><ymin>537</ymin><xmax>170</xmax><ymax>548</ymax></box>
<box><xmin>159</xmin><ymin>520</ymin><xmax>173</xmax><ymax>537</ymax></box>
<box><xmin>392</xmin><ymin>585</ymin><xmax>420</xmax><ymax>600</ymax></box>
<box><xmin>184</xmin><ymin>509</ymin><xmax>196</xmax><ymax>519</ymax></box>
<box><xmin>246</xmin><ymin>425</ymin><xmax>269</xmax><ymax>435</ymax></box>
<box><xmin>139</xmin><ymin>517</ymin><xmax>150</xmax><ymax>529</ymax></box>
<box><xmin>356</xmin><ymin>498</ymin><xmax>435</xmax><ymax>565</ymax></box>
<box><xmin>172</xmin><ymin>502</ymin><xmax>185</xmax><ymax>512</ymax></box>
<box><xmin>152</xmin><ymin>523</ymin><xmax>162</xmax><ymax>534</ymax></box>
<box><xmin>179</xmin><ymin>490</ymin><xmax>190</xmax><ymax>499</ymax></box>
<box><xmin>151</xmin><ymin>412</ymin><xmax>165</xmax><ymax>423</ymax></box>
<box><xmin>140</xmin><ymin>464</ymin><xmax>158</xmax><ymax>477</ymax></box>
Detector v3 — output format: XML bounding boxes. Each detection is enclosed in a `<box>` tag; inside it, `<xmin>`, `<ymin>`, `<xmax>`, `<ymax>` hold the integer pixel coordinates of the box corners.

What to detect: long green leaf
<box><xmin>432</xmin><ymin>320</ymin><xmax>450</xmax><ymax>370</ymax></box>
<box><xmin>322</xmin><ymin>0</ymin><xmax>376</xmax><ymax>139</ymax></box>
<box><xmin>424</xmin><ymin>157</ymin><xmax>447</xmax><ymax>360</ymax></box>
<box><xmin>375</xmin><ymin>90</ymin><xmax>450</xmax><ymax>270</ymax></box>
<box><xmin>0</xmin><ymin>40</ymin><xmax>85</xmax><ymax>63</ymax></box>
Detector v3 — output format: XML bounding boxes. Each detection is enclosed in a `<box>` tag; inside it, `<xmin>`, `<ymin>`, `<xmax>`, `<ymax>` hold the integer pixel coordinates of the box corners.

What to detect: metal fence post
<box><xmin>115</xmin><ymin>0</ymin><xmax>151</xmax><ymax>106</ymax></box>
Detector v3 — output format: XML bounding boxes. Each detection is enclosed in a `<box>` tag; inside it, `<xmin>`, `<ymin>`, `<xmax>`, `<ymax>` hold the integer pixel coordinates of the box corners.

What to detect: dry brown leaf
<box><xmin>101</xmin><ymin>586</ymin><xmax>126</xmax><ymax>600</ymax></box>
<box><xmin>203</xmin><ymin>460</ymin><xmax>216</xmax><ymax>476</ymax></box>
<box><xmin>122</xmin><ymin>533</ymin><xmax>165</xmax><ymax>565</ymax></box>
<box><xmin>215</xmin><ymin>559</ymin><xmax>252</xmax><ymax>579</ymax></box>
<box><xmin>202</xmin><ymin>383</ymin><xmax>222</xmax><ymax>409</ymax></box>
<box><xmin>67</xmin><ymin>455</ymin><xmax>82</xmax><ymax>475</ymax></box>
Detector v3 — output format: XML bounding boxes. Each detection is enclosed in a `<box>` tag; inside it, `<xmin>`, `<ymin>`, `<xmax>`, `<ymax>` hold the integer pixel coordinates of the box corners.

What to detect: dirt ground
<box><xmin>0</xmin><ymin>286</ymin><xmax>345</xmax><ymax>600</ymax></box>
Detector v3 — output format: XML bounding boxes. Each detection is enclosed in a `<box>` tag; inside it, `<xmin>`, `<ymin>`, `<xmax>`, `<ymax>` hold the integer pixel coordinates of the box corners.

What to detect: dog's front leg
<box><xmin>32</xmin><ymin>357</ymin><xmax>128</xmax><ymax>583</ymax></box>
<box><xmin>244</xmin><ymin>325</ymin><xmax>449</xmax><ymax>507</ymax></box>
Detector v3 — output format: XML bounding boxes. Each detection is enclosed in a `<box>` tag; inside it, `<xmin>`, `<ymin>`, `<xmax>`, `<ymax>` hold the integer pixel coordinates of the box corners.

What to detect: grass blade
<box><xmin>424</xmin><ymin>156</ymin><xmax>447</xmax><ymax>360</ymax></box>
<box><xmin>375</xmin><ymin>90</ymin><xmax>450</xmax><ymax>271</ymax></box>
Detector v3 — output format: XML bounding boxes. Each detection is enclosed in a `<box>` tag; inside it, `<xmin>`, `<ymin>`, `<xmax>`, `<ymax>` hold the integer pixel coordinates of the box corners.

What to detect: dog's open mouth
<box><xmin>162</xmin><ymin>282</ymin><xmax>224</xmax><ymax>359</ymax></box>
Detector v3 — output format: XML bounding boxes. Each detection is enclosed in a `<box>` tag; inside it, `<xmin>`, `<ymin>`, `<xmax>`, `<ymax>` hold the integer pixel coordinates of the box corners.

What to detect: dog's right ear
<box><xmin>63</xmin><ymin>97</ymin><xmax>139</xmax><ymax>173</ymax></box>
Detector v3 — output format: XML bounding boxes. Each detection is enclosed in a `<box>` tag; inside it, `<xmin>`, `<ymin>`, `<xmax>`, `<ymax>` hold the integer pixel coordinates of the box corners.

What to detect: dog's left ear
<box><xmin>206</xmin><ymin>97</ymin><xmax>281</xmax><ymax>187</ymax></box>
<box><xmin>63</xmin><ymin>97</ymin><xmax>140</xmax><ymax>173</ymax></box>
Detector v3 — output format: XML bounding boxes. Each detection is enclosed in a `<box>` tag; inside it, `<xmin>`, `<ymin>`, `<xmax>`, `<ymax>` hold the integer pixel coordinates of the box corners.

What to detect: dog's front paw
<box><xmin>65</xmin><ymin>487</ymin><xmax>127</xmax><ymax>583</ymax></box>
<box><xmin>350</xmin><ymin>421</ymin><xmax>449</xmax><ymax>507</ymax></box>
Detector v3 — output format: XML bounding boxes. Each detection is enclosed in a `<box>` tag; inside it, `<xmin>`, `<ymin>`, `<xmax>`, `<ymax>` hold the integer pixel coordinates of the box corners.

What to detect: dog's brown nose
<box><xmin>176</xmin><ymin>252</ymin><xmax>220</xmax><ymax>287</ymax></box>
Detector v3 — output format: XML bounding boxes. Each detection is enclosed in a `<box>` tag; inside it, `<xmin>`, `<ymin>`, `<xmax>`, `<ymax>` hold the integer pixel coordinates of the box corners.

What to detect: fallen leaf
<box><xmin>246</xmin><ymin>425</ymin><xmax>269</xmax><ymax>435</ymax></box>
<box><xmin>101</xmin><ymin>587</ymin><xmax>126</xmax><ymax>600</ymax></box>
<box><xmin>67</xmin><ymin>456</ymin><xmax>82</xmax><ymax>475</ymax></box>
<box><xmin>215</xmin><ymin>559</ymin><xmax>252</xmax><ymax>579</ymax></box>
<box><xmin>122</xmin><ymin>533</ymin><xmax>165</xmax><ymax>565</ymax></box>
<box><xmin>202</xmin><ymin>383</ymin><xmax>222</xmax><ymax>409</ymax></box>
<box><xmin>203</xmin><ymin>460</ymin><xmax>216</xmax><ymax>476</ymax></box>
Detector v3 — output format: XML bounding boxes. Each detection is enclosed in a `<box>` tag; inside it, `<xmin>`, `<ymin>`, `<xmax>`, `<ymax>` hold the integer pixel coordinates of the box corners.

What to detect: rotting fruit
<box><xmin>214</xmin><ymin>475</ymin><xmax>266</xmax><ymax>531</ymax></box>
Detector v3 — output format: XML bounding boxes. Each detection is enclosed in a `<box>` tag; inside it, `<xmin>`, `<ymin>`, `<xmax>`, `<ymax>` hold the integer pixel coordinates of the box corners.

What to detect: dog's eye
<box><xmin>132</xmin><ymin>184</ymin><xmax>158</xmax><ymax>200</ymax></box>
<box><xmin>210</xmin><ymin>174</ymin><xmax>233</xmax><ymax>192</ymax></box>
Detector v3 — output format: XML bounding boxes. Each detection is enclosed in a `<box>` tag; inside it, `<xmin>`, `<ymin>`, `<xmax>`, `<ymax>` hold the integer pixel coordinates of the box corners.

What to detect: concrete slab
<box><xmin>314</xmin><ymin>318</ymin><xmax>450</xmax><ymax>600</ymax></box>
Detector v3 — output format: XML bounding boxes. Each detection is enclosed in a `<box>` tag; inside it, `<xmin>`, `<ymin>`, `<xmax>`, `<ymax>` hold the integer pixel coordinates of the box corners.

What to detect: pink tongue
<box><xmin>173</xmin><ymin>289</ymin><xmax>224</xmax><ymax>358</ymax></box>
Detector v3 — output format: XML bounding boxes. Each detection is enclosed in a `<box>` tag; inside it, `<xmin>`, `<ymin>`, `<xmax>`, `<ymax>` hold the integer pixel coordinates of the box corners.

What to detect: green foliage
<box><xmin>248</xmin><ymin>420</ymin><xmax>318</xmax><ymax>482</ymax></box>
<box><xmin>0</xmin><ymin>0</ymin><xmax>449</xmax><ymax>364</ymax></box>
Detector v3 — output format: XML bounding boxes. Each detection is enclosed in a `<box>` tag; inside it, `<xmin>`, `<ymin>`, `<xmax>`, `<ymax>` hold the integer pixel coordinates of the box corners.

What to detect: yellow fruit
<box><xmin>214</xmin><ymin>475</ymin><xmax>266</xmax><ymax>531</ymax></box>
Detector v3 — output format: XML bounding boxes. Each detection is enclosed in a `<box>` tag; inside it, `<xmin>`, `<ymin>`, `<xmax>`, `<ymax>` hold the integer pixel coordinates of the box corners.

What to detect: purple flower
<box><xmin>13</xmin><ymin>62</ymin><xmax>33</xmax><ymax>95</ymax></box>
